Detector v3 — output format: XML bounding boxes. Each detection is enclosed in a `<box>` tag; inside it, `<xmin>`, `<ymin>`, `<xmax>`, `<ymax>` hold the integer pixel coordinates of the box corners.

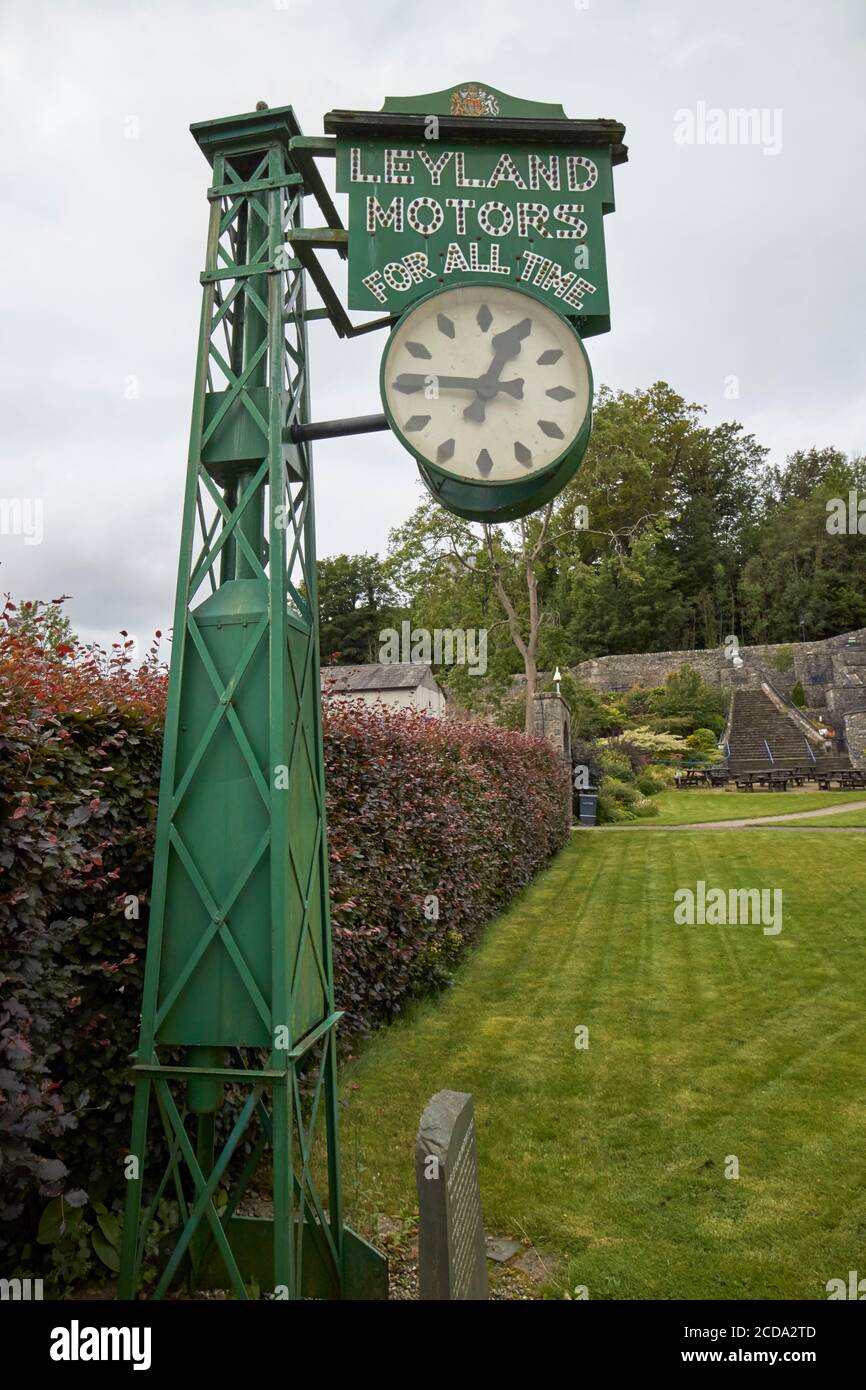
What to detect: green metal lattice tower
<box><xmin>117</xmin><ymin>105</ymin><xmax>385</xmax><ymax>1301</ymax></box>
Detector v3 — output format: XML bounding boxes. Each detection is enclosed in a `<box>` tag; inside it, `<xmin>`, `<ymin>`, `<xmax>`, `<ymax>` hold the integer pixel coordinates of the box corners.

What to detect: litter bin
<box><xmin>577</xmin><ymin>785</ymin><xmax>598</xmax><ymax>826</ymax></box>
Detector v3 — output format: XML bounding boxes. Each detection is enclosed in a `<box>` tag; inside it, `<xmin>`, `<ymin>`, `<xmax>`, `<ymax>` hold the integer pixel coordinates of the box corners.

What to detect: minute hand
<box><xmin>392</xmin><ymin>372</ymin><xmax>524</xmax><ymax>398</ymax></box>
<box><xmin>464</xmin><ymin>317</ymin><xmax>532</xmax><ymax>423</ymax></box>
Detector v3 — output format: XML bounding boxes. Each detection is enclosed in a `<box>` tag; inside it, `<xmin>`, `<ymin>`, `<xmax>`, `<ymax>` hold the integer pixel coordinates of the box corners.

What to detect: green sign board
<box><xmin>326</xmin><ymin>84</ymin><xmax>626</xmax><ymax>337</ymax></box>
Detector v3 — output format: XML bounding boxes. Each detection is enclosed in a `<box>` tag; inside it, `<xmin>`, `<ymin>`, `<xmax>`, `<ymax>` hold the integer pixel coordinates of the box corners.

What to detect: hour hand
<box><xmin>465</xmin><ymin>317</ymin><xmax>533</xmax><ymax>420</ymax></box>
<box><xmin>488</xmin><ymin>317</ymin><xmax>533</xmax><ymax>379</ymax></box>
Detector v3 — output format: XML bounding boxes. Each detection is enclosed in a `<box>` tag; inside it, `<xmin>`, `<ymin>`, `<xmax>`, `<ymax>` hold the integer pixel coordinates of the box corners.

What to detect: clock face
<box><xmin>381</xmin><ymin>283</ymin><xmax>591</xmax><ymax>486</ymax></box>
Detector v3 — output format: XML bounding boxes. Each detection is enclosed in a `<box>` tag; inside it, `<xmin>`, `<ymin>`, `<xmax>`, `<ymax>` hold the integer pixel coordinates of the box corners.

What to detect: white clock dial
<box><xmin>381</xmin><ymin>283</ymin><xmax>591</xmax><ymax>485</ymax></box>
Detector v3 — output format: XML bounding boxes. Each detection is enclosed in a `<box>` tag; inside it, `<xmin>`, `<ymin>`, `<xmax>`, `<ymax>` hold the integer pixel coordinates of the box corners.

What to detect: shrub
<box><xmin>685</xmin><ymin>728</ymin><xmax>723</xmax><ymax>764</ymax></box>
<box><xmin>636</xmin><ymin>714</ymin><xmax>694</xmax><ymax>735</ymax></box>
<box><xmin>648</xmin><ymin>762</ymin><xmax>678</xmax><ymax>787</ymax></box>
<box><xmin>637</xmin><ymin>767</ymin><xmax>667</xmax><ymax>796</ymax></box>
<box><xmin>0</xmin><ymin>599</ymin><xmax>166</xmax><ymax>1276</ymax></box>
<box><xmin>647</xmin><ymin>665</ymin><xmax>727</xmax><ymax>735</ymax></box>
<box><xmin>0</xmin><ymin>600</ymin><xmax>570</xmax><ymax>1272</ymax></box>
<box><xmin>606</xmin><ymin>726</ymin><xmax>693</xmax><ymax>760</ymax></box>
<box><xmin>611</xmin><ymin>780</ymin><xmax>638</xmax><ymax>806</ymax></box>
<box><xmin>323</xmin><ymin>697</ymin><xmax>570</xmax><ymax>1035</ymax></box>
<box><xmin>771</xmin><ymin>644</ymin><xmax>794</xmax><ymax>674</ymax></box>
<box><xmin>598</xmin><ymin>749</ymin><xmax>633</xmax><ymax>782</ymax></box>
<box><xmin>559</xmin><ymin>678</ymin><xmax>623</xmax><ymax>740</ymax></box>
<box><xmin>791</xmin><ymin>679</ymin><xmax>807</xmax><ymax>708</ymax></box>
<box><xmin>596</xmin><ymin>786</ymin><xmax>625</xmax><ymax>823</ymax></box>
<box><xmin>570</xmin><ymin>737</ymin><xmax>604</xmax><ymax>788</ymax></box>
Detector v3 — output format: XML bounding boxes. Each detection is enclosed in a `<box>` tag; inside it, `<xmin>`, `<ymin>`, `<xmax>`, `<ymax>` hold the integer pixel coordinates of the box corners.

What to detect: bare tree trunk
<box><xmin>483</xmin><ymin>511</ymin><xmax>552</xmax><ymax>736</ymax></box>
<box><xmin>523</xmin><ymin>650</ymin><xmax>538</xmax><ymax>734</ymax></box>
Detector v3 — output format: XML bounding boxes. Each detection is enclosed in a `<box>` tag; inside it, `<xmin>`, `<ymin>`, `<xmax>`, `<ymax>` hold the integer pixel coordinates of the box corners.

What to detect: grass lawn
<box><xmin>340</xmin><ymin>830</ymin><xmax>866</xmax><ymax>1299</ymax></box>
<box><xmin>649</xmin><ymin>788</ymin><xmax>866</xmax><ymax>825</ymax></box>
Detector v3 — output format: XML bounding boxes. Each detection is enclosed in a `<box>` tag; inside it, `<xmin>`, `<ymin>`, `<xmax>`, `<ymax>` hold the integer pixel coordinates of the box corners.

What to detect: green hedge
<box><xmin>0</xmin><ymin>604</ymin><xmax>569</xmax><ymax>1276</ymax></box>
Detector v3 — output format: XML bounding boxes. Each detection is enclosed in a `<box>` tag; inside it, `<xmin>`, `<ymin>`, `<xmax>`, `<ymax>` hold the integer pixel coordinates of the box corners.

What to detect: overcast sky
<box><xmin>1</xmin><ymin>0</ymin><xmax>864</xmax><ymax>648</ymax></box>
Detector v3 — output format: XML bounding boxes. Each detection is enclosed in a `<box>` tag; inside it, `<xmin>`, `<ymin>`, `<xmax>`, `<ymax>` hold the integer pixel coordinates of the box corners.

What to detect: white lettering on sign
<box><xmin>416</xmin><ymin>148</ymin><xmax>454</xmax><ymax>184</ymax></box>
<box><xmin>528</xmin><ymin>152</ymin><xmax>560</xmax><ymax>190</ymax></box>
<box><xmin>445</xmin><ymin>198</ymin><xmax>475</xmax><ymax>234</ymax></box>
<box><xmin>517</xmin><ymin>203</ymin><xmax>551</xmax><ymax>237</ymax></box>
<box><xmin>487</xmin><ymin>152</ymin><xmax>527</xmax><ymax>189</ymax></box>
<box><xmin>366</xmin><ymin>195</ymin><xmax>589</xmax><ymax>240</ymax></box>
<box><xmin>366</xmin><ymin>195</ymin><xmax>404</xmax><ymax>233</ymax></box>
<box><xmin>453</xmin><ymin>150</ymin><xmax>486</xmax><ymax>188</ymax></box>
<box><xmin>443</xmin><ymin>242</ymin><xmax>470</xmax><ymax>274</ymax></box>
<box><xmin>518</xmin><ymin>250</ymin><xmax>596</xmax><ymax>309</ymax></box>
<box><xmin>351</xmin><ymin>146</ymin><xmax>602</xmax><ymax>311</ymax></box>
<box><xmin>553</xmin><ymin>203</ymin><xmax>588</xmax><ymax>238</ymax></box>
<box><xmin>350</xmin><ymin>147</ymin><xmax>599</xmax><ymax>192</ymax></box>
<box><xmin>477</xmin><ymin>201</ymin><xmax>513</xmax><ymax>236</ymax></box>
<box><xmin>407</xmin><ymin>197</ymin><xmax>444</xmax><ymax>236</ymax></box>
<box><xmin>384</xmin><ymin>148</ymin><xmax>415</xmax><ymax>184</ymax></box>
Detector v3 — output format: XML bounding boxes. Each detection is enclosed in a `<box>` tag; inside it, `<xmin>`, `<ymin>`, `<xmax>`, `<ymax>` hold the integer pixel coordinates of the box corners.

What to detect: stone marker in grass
<box><xmin>415</xmin><ymin>1090</ymin><xmax>489</xmax><ymax>1300</ymax></box>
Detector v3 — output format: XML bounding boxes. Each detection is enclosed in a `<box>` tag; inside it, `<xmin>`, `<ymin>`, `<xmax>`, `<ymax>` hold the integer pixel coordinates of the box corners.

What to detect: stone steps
<box><xmin>726</xmin><ymin>688</ymin><xmax>850</xmax><ymax>771</ymax></box>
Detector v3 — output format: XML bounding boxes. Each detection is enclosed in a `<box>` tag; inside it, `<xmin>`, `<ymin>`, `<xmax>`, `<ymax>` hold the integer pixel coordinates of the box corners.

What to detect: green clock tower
<box><xmin>118</xmin><ymin>85</ymin><xmax>625</xmax><ymax>1301</ymax></box>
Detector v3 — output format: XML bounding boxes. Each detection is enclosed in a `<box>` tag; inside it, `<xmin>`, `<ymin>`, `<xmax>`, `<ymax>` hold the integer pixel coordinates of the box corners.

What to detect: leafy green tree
<box><xmin>387</xmin><ymin>489</ymin><xmax>591</xmax><ymax>732</ymax></box>
<box><xmin>554</xmin><ymin>527</ymin><xmax>689</xmax><ymax>659</ymax></box>
<box><xmin>315</xmin><ymin>554</ymin><xmax>396</xmax><ymax>665</ymax></box>
<box><xmin>740</xmin><ymin>458</ymin><xmax>866</xmax><ymax>643</ymax></box>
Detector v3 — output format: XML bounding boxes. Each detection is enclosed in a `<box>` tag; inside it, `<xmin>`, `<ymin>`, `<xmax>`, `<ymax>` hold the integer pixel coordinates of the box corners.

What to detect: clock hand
<box><xmin>392</xmin><ymin>373</ymin><xmax>524</xmax><ymax>398</ymax></box>
<box><xmin>464</xmin><ymin>317</ymin><xmax>532</xmax><ymax>422</ymax></box>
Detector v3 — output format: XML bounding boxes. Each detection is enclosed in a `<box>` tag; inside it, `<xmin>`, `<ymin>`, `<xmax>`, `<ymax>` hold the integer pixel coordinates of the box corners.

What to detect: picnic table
<box><xmin>787</xmin><ymin>766</ymin><xmax>815</xmax><ymax>786</ymax></box>
<box><xmin>735</xmin><ymin>770</ymin><xmax>791</xmax><ymax>792</ymax></box>
<box><xmin>706</xmin><ymin>767</ymin><xmax>732</xmax><ymax>788</ymax></box>
<box><xmin>675</xmin><ymin>768</ymin><xmax>709</xmax><ymax>789</ymax></box>
<box><xmin>817</xmin><ymin>768</ymin><xmax>866</xmax><ymax>790</ymax></box>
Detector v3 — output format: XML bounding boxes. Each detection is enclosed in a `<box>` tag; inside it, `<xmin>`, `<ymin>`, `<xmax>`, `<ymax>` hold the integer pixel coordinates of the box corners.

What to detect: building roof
<box><xmin>322</xmin><ymin>662</ymin><xmax>439</xmax><ymax>693</ymax></box>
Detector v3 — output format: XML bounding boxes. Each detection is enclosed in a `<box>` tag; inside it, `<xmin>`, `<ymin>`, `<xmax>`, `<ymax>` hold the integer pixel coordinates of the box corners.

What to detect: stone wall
<box><xmin>827</xmin><ymin>686</ymin><xmax>866</xmax><ymax>716</ymax></box>
<box><xmin>532</xmin><ymin>693</ymin><xmax>572</xmax><ymax>821</ymax></box>
<box><xmin>843</xmin><ymin>712</ymin><xmax>866</xmax><ymax>769</ymax></box>
<box><xmin>532</xmin><ymin>692</ymin><xmax>571</xmax><ymax>764</ymax></box>
<box><xmin>571</xmin><ymin>628</ymin><xmax>866</xmax><ymax>709</ymax></box>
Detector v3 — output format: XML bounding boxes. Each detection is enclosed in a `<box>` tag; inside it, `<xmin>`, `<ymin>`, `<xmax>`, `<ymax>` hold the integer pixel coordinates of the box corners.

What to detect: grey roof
<box><xmin>322</xmin><ymin>662</ymin><xmax>437</xmax><ymax>693</ymax></box>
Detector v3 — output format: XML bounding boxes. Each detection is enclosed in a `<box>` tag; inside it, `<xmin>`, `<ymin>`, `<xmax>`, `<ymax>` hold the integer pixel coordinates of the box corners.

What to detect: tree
<box><xmin>740</xmin><ymin>457</ymin><xmax>866</xmax><ymax>643</ymax></box>
<box><xmin>314</xmin><ymin>554</ymin><xmax>395</xmax><ymax>665</ymax></box>
<box><xmin>387</xmin><ymin>493</ymin><xmax>587</xmax><ymax>733</ymax></box>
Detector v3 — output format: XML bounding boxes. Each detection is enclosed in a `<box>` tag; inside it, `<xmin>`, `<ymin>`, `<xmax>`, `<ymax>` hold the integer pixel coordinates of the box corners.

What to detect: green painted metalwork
<box><xmin>326</xmin><ymin>85</ymin><xmax>626</xmax><ymax>332</ymax></box>
<box><xmin>118</xmin><ymin>104</ymin><xmax>385</xmax><ymax>1301</ymax></box>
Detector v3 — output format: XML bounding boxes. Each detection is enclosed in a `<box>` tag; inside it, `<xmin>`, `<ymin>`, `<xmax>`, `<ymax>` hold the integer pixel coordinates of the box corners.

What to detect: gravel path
<box><xmin>580</xmin><ymin>798</ymin><xmax>866</xmax><ymax>832</ymax></box>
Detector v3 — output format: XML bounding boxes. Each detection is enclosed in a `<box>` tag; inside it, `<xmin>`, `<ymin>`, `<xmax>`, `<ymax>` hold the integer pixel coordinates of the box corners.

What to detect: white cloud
<box><xmin>1</xmin><ymin>0</ymin><xmax>864</xmax><ymax>643</ymax></box>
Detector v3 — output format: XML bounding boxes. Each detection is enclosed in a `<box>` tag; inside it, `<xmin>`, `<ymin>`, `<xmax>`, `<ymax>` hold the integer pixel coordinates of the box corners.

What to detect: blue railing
<box><xmin>763</xmin><ymin>739</ymin><xmax>774</xmax><ymax>765</ymax></box>
<box><xmin>805</xmin><ymin>737</ymin><xmax>816</xmax><ymax>764</ymax></box>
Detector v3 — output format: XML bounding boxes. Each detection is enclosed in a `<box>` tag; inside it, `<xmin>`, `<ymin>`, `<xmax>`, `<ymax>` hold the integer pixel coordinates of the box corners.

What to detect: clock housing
<box><xmin>380</xmin><ymin>281</ymin><xmax>593</xmax><ymax>521</ymax></box>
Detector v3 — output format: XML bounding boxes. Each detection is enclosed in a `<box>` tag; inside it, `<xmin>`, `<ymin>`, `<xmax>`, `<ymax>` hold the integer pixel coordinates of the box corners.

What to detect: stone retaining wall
<box><xmin>572</xmin><ymin>628</ymin><xmax>866</xmax><ymax>704</ymax></box>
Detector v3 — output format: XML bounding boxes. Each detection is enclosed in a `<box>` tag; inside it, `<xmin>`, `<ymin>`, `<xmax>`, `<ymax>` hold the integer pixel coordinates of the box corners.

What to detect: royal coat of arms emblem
<box><xmin>450</xmin><ymin>83</ymin><xmax>499</xmax><ymax>117</ymax></box>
